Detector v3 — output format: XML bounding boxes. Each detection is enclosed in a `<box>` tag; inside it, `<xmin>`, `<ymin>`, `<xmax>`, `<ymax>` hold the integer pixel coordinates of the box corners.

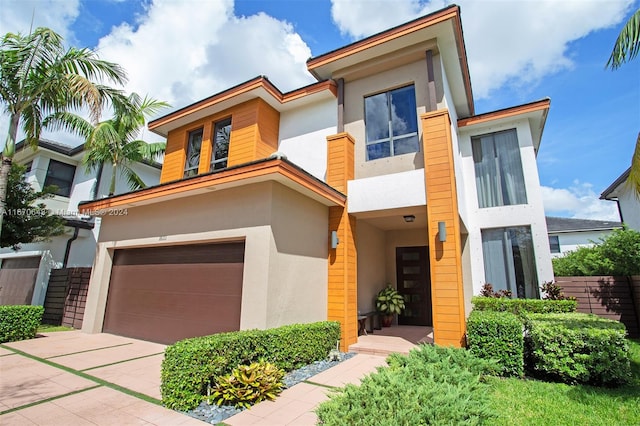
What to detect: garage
<box><xmin>103</xmin><ymin>242</ymin><xmax>244</xmax><ymax>344</ymax></box>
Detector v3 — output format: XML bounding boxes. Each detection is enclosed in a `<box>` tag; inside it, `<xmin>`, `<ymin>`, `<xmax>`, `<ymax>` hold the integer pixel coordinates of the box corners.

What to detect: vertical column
<box><xmin>421</xmin><ymin>110</ymin><xmax>466</xmax><ymax>347</ymax></box>
<box><xmin>326</xmin><ymin>133</ymin><xmax>357</xmax><ymax>350</ymax></box>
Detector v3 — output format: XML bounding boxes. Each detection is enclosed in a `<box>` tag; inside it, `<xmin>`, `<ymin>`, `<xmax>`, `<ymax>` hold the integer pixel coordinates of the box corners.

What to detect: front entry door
<box><xmin>396</xmin><ymin>246</ymin><xmax>432</xmax><ymax>326</ymax></box>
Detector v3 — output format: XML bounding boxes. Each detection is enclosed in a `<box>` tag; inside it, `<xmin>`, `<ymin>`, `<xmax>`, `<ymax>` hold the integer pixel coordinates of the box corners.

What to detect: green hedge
<box><xmin>466</xmin><ymin>310</ymin><xmax>524</xmax><ymax>377</ymax></box>
<box><xmin>161</xmin><ymin>321</ymin><xmax>340</xmax><ymax>410</ymax></box>
<box><xmin>471</xmin><ymin>296</ymin><xmax>577</xmax><ymax>315</ymax></box>
<box><xmin>316</xmin><ymin>345</ymin><xmax>497</xmax><ymax>425</ymax></box>
<box><xmin>0</xmin><ymin>305</ymin><xmax>44</xmax><ymax>343</ymax></box>
<box><xmin>525</xmin><ymin>313</ymin><xmax>631</xmax><ymax>386</ymax></box>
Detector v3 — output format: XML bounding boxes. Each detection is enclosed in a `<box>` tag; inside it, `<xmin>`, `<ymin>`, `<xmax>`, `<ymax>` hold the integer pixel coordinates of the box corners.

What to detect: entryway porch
<box><xmin>348</xmin><ymin>325</ymin><xmax>434</xmax><ymax>356</ymax></box>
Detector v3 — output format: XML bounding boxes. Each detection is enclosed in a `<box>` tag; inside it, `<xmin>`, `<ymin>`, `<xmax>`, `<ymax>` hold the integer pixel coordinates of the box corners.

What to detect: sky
<box><xmin>1</xmin><ymin>0</ymin><xmax>638</xmax><ymax>221</ymax></box>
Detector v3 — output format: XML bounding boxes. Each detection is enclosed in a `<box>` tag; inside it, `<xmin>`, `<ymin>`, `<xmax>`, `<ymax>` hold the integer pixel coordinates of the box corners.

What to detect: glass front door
<box><xmin>396</xmin><ymin>246</ymin><xmax>432</xmax><ymax>326</ymax></box>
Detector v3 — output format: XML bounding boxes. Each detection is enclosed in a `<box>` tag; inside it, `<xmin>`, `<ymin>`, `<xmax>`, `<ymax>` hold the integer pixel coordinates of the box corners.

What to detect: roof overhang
<box><xmin>148</xmin><ymin>77</ymin><xmax>337</xmax><ymax>137</ymax></box>
<box><xmin>458</xmin><ymin>98</ymin><xmax>550</xmax><ymax>153</ymax></box>
<box><xmin>78</xmin><ymin>157</ymin><xmax>346</xmax><ymax>214</ymax></box>
<box><xmin>306</xmin><ymin>5</ymin><xmax>474</xmax><ymax>117</ymax></box>
<box><xmin>600</xmin><ymin>167</ymin><xmax>630</xmax><ymax>200</ymax></box>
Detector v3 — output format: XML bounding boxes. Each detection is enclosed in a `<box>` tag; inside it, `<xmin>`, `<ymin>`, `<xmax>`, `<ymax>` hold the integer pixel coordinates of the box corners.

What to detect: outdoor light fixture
<box><xmin>331</xmin><ymin>230</ymin><xmax>339</xmax><ymax>249</ymax></box>
<box><xmin>403</xmin><ymin>215</ymin><xmax>416</xmax><ymax>223</ymax></box>
<box><xmin>438</xmin><ymin>221</ymin><xmax>447</xmax><ymax>242</ymax></box>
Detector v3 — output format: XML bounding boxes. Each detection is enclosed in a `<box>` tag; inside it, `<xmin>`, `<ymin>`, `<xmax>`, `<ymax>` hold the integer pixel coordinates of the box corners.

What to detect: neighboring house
<box><xmin>0</xmin><ymin>139</ymin><xmax>161</xmax><ymax>306</ymax></box>
<box><xmin>79</xmin><ymin>5</ymin><xmax>554</xmax><ymax>349</ymax></box>
<box><xmin>546</xmin><ymin>216</ymin><xmax>622</xmax><ymax>258</ymax></box>
<box><xmin>601</xmin><ymin>167</ymin><xmax>640</xmax><ymax>231</ymax></box>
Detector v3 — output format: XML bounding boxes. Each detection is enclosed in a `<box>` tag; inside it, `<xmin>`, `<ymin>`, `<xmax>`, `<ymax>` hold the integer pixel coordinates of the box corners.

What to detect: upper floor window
<box><xmin>210</xmin><ymin>118</ymin><xmax>231</xmax><ymax>171</ymax></box>
<box><xmin>45</xmin><ymin>159</ymin><xmax>75</xmax><ymax>197</ymax></box>
<box><xmin>184</xmin><ymin>128</ymin><xmax>203</xmax><ymax>178</ymax></box>
<box><xmin>472</xmin><ymin>128</ymin><xmax>527</xmax><ymax>208</ymax></box>
<box><xmin>365</xmin><ymin>85</ymin><xmax>419</xmax><ymax>161</ymax></box>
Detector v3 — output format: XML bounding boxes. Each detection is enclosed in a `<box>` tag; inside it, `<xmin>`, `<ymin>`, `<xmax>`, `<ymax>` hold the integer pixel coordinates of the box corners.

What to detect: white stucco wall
<box><xmin>278</xmin><ymin>99</ymin><xmax>337</xmax><ymax>181</ymax></box>
<box><xmin>347</xmin><ymin>169</ymin><xmax>426</xmax><ymax>213</ymax></box>
<box><xmin>549</xmin><ymin>229</ymin><xmax>617</xmax><ymax>258</ymax></box>
<box><xmin>458</xmin><ymin>119</ymin><xmax>554</xmax><ymax>296</ymax></box>
<box><xmin>618</xmin><ymin>188</ymin><xmax>640</xmax><ymax>231</ymax></box>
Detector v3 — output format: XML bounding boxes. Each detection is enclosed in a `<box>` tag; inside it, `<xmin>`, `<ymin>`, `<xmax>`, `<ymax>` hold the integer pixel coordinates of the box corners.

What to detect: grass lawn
<box><xmin>487</xmin><ymin>339</ymin><xmax>640</xmax><ymax>425</ymax></box>
<box><xmin>37</xmin><ymin>323</ymin><xmax>75</xmax><ymax>333</ymax></box>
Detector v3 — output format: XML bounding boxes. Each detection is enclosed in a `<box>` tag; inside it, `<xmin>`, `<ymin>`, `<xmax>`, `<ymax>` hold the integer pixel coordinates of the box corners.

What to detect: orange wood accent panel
<box><xmin>160</xmin><ymin>98</ymin><xmax>282</xmax><ymax>183</ymax></box>
<box><xmin>326</xmin><ymin>133</ymin><xmax>357</xmax><ymax>351</ymax></box>
<box><xmin>421</xmin><ymin>110</ymin><xmax>466</xmax><ymax>347</ymax></box>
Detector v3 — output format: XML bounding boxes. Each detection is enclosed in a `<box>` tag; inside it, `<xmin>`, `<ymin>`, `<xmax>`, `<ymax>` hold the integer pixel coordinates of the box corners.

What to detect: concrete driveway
<box><xmin>0</xmin><ymin>331</ymin><xmax>202</xmax><ymax>425</ymax></box>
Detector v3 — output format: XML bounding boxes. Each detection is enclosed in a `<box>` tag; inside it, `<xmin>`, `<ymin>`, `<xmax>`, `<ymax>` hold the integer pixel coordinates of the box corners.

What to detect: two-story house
<box><xmin>0</xmin><ymin>139</ymin><xmax>161</xmax><ymax>307</ymax></box>
<box><xmin>79</xmin><ymin>5</ymin><xmax>554</xmax><ymax>348</ymax></box>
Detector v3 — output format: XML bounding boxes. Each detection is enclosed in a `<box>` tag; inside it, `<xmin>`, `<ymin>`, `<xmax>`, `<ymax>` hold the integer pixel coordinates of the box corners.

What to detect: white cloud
<box><xmin>94</xmin><ymin>1</ymin><xmax>315</xmax><ymax>113</ymax></box>
<box><xmin>330</xmin><ymin>0</ymin><xmax>633</xmax><ymax>99</ymax></box>
<box><xmin>0</xmin><ymin>0</ymin><xmax>80</xmax><ymax>40</ymax></box>
<box><xmin>541</xmin><ymin>181</ymin><xmax>619</xmax><ymax>220</ymax></box>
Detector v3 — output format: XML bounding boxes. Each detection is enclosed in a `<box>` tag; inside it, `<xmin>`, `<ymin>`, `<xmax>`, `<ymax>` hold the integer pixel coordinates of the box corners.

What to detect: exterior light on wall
<box><xmin>331</xmin><ymin>230</ymin><xmax>340</xmax><ymax>249</ymax></box>
<box><xmin>438</xmin><ymin>221</ymin><xmax>447</xmax><ymax>242</ymax></box>
<box><xmin>403</xmin><ymin>215</ymin><xmax>415</xmax><ymax>223</ymax></box>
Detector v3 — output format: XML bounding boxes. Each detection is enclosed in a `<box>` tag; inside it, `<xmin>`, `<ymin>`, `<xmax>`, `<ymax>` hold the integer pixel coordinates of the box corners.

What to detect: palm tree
<box><xmin>0</xmin><ymin>27</ymin><xmax>126</xmax><ymax>237</ymax></box>
<box><xmin>46</xmin><ymin>92</ymin><xmax>169</xmax><ymax>196</ymax></box>
<box><xmin>606</xmin><ymin>8</ymin><xmax>640</xmax><ymax>196</ymax></box>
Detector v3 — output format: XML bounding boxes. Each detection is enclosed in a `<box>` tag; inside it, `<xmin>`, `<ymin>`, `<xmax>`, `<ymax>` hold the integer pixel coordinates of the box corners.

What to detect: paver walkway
<box><xmin>1</xmin><ymin>331</ymin><xmax>389</xmax><ymax>426</ymax></box>
<box><xmin>0</xmin><ymin>331</ymin><xmax>202</xmax><ymax>426</ymax></box>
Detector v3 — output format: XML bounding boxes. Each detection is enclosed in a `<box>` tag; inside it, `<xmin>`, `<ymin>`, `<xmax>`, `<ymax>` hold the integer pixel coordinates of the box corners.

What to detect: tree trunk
<box><xmin>0</xmin><ymin>113</ymin><xmax>20</xmax><ymax>240</ymax></box>
<box><xmin>93</xmin><ymin>162</ymin><xmax>104</xmax><ymax>200</ymax></box>
<box><xmin>109</xmin><ymin>162</ymin><xmax>117</xmax><ymax>196</ymax></box>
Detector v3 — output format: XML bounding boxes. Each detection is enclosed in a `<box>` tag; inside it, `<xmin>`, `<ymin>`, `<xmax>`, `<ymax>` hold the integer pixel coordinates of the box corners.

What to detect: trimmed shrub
<box><xmin>472</xmin><ymin>296</ymin><xmax>576</xmax><ymax>315</ymax></box>
<box><xmin>0</xmin><ymin>305</ymin><xmax>44</xmax><ymax>343</ymax></box>
<box><xmin>525</xmin><ymin>313</ymin><xmax>631</xmax><ymax>386</ymax></box>
<box><xmin>161</xmin><ymin>321</ymin><xmax>340</xmax><ymax>410</ymax></box>
<box><xmin>208</xmin><ymin>360</ymin><xmax>284</xmax><ymax>408</ymax></box>
<box><xmin>316</xmin><ymin>345</ymin><xmax>497</xmax><ymax>425</ymax></box>
<box><xmin>467</xmin><ymin>310</ymin><xmax>524</xmax><ymax>377</ymax></box>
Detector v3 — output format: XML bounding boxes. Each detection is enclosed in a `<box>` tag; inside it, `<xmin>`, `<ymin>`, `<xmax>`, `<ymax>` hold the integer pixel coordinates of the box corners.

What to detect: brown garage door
<box><xmin>103</xmin><ymin>242</ymin><xmax>244</xmax><ymax>344</ymax></box>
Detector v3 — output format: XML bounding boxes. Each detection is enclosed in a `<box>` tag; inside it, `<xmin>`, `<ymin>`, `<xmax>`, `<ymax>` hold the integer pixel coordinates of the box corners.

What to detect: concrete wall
<box><xmin>356</xmin><ymin>221</ymin><xmax>386</xmax><ymax>313</ymax></box>
<box><xmin>83</xmin><ymin>181</ymin><xmax>329</xmax><ymax>334</ymax></box>
<box><xmin>617</xmin><ymin>186</ymin><xmax>640</xmax><ymax>231</ymax></box>
<box><xmin>278</xmin><ymin>99</ymin><xmax>337</xmax><ymax>181</ymax></box>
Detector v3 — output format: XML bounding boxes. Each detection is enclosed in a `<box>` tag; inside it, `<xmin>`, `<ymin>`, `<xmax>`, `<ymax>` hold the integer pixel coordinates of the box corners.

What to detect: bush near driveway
<box><xmin>472</xmin><ymin>296</ymin><xmax>576</xmax><ymax>315</ymax></box>
<box><xmin>161</xmin><ymin>321</ymin><xmax>340</xmax><ymax>411</ymax></box>
<box><xmin>0</xmin><ymin>305</ymin><xmax>44</xmax><ymax>343</ymax></box>
<box><xmin>525</xmin><ymin>313</ymin><xmax>631</xmax><ymax>386</ymax></box>
<box><xmin>467</xmin><ymin>310</ymin><xmax>524</xmax><ymax>377</ymax></box>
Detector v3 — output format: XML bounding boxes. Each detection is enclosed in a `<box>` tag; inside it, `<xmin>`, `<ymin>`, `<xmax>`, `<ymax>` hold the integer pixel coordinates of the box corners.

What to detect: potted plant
<box><xmin>375</xmin><ymin>285</ymin><xmax>405</xmax><ymax>327</ymax></box>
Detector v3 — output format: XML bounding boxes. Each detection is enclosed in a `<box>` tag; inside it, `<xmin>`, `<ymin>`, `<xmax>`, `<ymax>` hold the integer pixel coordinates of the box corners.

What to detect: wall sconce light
<box><xmin>403</xmin><ymin>215</ymin><xmax>415</xmax><ymax>223</ymax></box>
<box><xmin>331</xmin><ymin>230</ymin><xmax>339</xmax><ymax>249</ymax></box>
<box><xmin>438</xmin><ymin>221</ymin><xmax>447</xmax><ymax>242</ymax></box>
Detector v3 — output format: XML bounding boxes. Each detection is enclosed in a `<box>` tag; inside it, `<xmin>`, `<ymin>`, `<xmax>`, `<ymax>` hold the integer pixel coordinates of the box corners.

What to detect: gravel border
<box><xmin>184</xmin><ymin>352</ymin><xmax>356</xmax><ymax>424</ymax></box>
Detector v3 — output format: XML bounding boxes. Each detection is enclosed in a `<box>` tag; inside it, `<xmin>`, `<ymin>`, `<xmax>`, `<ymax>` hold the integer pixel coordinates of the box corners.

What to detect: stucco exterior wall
<box><xmin>356</xmin><ymin>221</ymin><xmax>386</xmax><ymax>313</ymax></box>
<box><xmin>618</xmin><ymin>187</ymin><xmax>640</xmax><ymax>231</ymax></box>
<box><xmin>458</xmin><ymin>119</ymin><xmax>554</xmax><ymax>296</ymax></box>
<box><xmin>549</xmin><ymin>229</ymin><xmax>616</xmax><ymax>258</ymax></box>
<box><xmin>278</xmin><ymin>99</ymin><xmax>337</xmax><ymax>181</ymax></box>
<box><xmin>344</xmin><ymin>60</ymin><xmax>429</xmax><ymax>179</ymax></box>
<box><xmin>83</xmin><ymin>181</ymin><xmax>328</xmax><ymax>334</ymax></box>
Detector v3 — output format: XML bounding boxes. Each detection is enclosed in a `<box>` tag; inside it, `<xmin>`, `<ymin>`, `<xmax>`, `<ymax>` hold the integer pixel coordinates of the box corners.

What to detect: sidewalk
<box><xmin>1</xmin><ymin>331</ymin><xmax>389</xmax><ymax>426</ymax></box>
<box><xmin>225</xmin><ymin>353</ymin><xmax>387</xmax><ymax>426</ymax></box>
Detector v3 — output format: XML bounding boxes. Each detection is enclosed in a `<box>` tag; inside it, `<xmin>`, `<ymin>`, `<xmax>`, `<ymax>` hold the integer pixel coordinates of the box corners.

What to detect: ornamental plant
<box><xmin>375</xmin><ymin>285</ymin><xmax>405</xmax><ymax>315</ymax></box>
<box><xmin>208</xmin><ymin>360</ymin><xmax>285</xmax><ymax>409</ymax></box>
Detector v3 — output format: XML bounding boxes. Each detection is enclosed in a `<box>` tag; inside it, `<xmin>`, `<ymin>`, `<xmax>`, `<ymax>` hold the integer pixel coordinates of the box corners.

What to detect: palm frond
<box><xmin>607</xmin><ymin>8</ymin><xmax>640</xmax><ymax>69</ymax></box>
<box><xmin>121</xmin><ymin>166</ymin><xmax>147</xmax><ymax>191</ymax></box>
<box><xmin>43</xmin><ymin>111</ymin><xmax>93</xmax><ymax>139</ymax></box>
<box><xmin>625</xmin><ymin>133</ymin><xmax>640</xmax><ymax>198</ymax></box>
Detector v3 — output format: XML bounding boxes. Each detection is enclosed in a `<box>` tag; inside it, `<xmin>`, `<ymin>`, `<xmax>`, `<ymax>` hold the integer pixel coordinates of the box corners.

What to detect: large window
<box><xmin>364</xmin><ymin>85</ymin><xmax>419</xmax><ymax>161</ymax></box>
<box><xmin>472</xmin><ymin>129</ymin><xmax>527</xmax><ymax>208</ymax></box>
<box><xmin>44</xmin><ymin>159</ymin><xmax>75</xmax><ymax>197</ymax></box>
<box><xmin>210</xmin><ymin>118</ymin><xmax>231</xmax><ymax>171</ymax></box>
<box><xmin>184</xmin><ymin>128</ymin><xmax>203</xmax><ymax>178</ymax></box>
<box><xmin>481</xmin><ymin>226</ymin><xmax>539</xmax><ymax>299</ymax></box>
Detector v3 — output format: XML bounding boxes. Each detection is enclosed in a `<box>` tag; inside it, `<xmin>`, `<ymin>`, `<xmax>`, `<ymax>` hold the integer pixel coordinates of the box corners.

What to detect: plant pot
<box><xmin>381</xmin><ymin>315</ymin><xmax>393</xmax><ymax>327</ymax></box>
